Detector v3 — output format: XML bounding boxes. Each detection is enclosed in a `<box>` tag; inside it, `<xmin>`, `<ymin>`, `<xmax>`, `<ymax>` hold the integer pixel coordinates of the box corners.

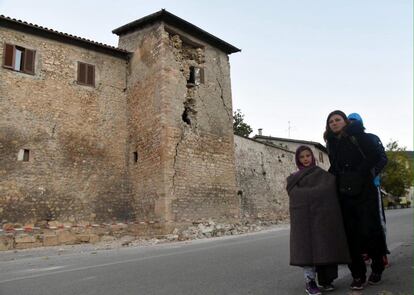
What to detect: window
<box><xmin>187</xmin><ymin>66</ymin><xmax>204</xmax><ymax>86</ymax></box>
<box><xmin>18</xmin><ymin>149</ymin><xmax>30</xmax><ymax>161</ymax></box>
<box><xmin>77</xmin><ymin>62</ymin><xmax>95</xmax><ymax>87</ymax></box>
<box><xmin>133</xmin><ymin>151</ymin><xmax>138</xmax><ymax>163</ymax></box>
<box><xmin>3</xmin><ymin>43</ymin><xmax>36</xmax><ymax>74</ymax></box>
<box><xmin>319</xmin><ymin>151</ymin><xmax>324</xmax><ymax>163</ymax></box>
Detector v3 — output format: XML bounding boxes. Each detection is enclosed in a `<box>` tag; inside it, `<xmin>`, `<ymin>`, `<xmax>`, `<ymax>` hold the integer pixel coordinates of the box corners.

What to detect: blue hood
<box><xmin>348</xmin><ymin>113</ymin><xmax>363</xmax><ymax>126</ymax></box>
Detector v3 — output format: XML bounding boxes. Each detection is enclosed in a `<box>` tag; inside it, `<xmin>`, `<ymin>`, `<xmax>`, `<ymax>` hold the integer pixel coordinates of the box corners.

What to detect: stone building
<box><xmin>0</xmin><ymin>10</ymin><xmax>241</xmax><ymax>233</ymax></box>
<box><xmin>253</xmin><ymin>134</ymin><xmax>329</xmax><ymax>170</ymax></box>
<box><xmin>234</xmin><ymin>135</ymin><xmax>296</xmax><ymax>221</ymax></box>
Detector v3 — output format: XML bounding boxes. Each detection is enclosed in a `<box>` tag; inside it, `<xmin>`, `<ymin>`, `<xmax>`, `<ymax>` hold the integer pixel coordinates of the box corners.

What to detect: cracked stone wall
<box><xmin>162</xmin><ymin>27</ymin><xmax>239</xmax><ymax>224</ymax></box>
<box><xmin>0</xmin><ymin>28</ymin><xmax>131</xmax><ymax>226</ymax></box>
<box><xmin>253</xmin><ymin>138</ymin><xmax>330</xmax><ymax>171</ymax></box>
<box><xmin>117</xmin><ymin>23</ymin><xmax>239</xmax><ymax>226</ymax></box>
<box><xmin>234</xmin><ymin>135</ymin><xmax>296</xmax><ymax>221</ymax></box>
<box><xmin>2</xmin><ymin>21</ymin><xmax>240</xmax><ymax>233</ymax></box>
<box><xmin>117</xmin><ymin>23</ymin><xmax>167</xmax><ymax>224</ymax></box>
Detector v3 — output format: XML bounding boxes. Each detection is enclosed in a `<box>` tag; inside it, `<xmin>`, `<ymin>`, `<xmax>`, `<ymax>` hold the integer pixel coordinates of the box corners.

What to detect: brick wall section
<box><xmin>0</xmin><ymin>27</ymin><xmax>130</xmax><ymax>225</ymax></box>
<box><xmin>117</xmin><ymin>24</ymin><xmax>167</xmax><ymax>224</ymax></box>
<box><xmin>234</xmin><ymin>135</ymin><xmax>296</xmax><ymax>221</ymax></box>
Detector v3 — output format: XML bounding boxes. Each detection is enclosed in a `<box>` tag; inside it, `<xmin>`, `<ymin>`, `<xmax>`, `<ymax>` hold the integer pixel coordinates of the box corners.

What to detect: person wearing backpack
<box><xmin>324</xmin><ymin>110</ymin><xmax>388</xmax><ymax>290</ymax></box>
<box><xmin>348</xmin><ymin>113</ymin><xmax>389</xmax><ymax>267</ymax></box>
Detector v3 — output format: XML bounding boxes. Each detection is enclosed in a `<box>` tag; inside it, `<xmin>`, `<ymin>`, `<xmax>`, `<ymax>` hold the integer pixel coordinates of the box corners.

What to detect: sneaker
<box><xmin>306</xmin><ymin>280</ymin><xmax>322</xmax><ymax>295</ymax></box>
<box><xmin>319</xmin><ymin>283</ymin><xmax>335</xmax><ymax>292</ymax></box>
<box><xmin>350</xmin><ymin>277</ymin><xmax>366</xmax><ymax>290</ymax></box>
<box><xmin>368</xmin><ymin>272</ymin><xmax>382</xmax><ymax>285</ymax></box>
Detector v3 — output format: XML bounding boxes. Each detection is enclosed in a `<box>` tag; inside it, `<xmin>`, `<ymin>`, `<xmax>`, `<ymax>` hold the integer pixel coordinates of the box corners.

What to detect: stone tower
<box><xmin>113</xmin><ymin>10</ymin><xmax>241</xmax><ymax>230</ymax></box>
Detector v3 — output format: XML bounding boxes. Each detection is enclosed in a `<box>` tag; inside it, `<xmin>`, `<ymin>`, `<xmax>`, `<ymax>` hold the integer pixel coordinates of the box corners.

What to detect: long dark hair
<box><xmin>323</xmin><ymin>110</ymin><xmax>350</xmax><ymax>142</ymax></box>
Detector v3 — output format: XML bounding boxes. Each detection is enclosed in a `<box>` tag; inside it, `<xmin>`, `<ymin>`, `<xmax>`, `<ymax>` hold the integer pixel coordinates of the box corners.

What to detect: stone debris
<box><xmin>89</xmin><ymin>219</ymin><xmax>288</xmax><ymax>250</ymax></box>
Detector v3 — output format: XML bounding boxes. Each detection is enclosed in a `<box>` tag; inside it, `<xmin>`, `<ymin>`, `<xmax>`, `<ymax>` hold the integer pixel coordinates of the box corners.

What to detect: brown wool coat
<box><xmin>287</xmin><ymin>166</ymin><xmax>351</xmax><ymax>266</ymax></box>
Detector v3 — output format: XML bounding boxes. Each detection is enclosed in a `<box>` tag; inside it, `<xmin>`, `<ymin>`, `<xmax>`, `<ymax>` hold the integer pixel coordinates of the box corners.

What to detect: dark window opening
<box><xmin>319</xmin><ymin>151</ymin><xmax>324</xmax><ymax>163</ymax></box>
<box><xmin>77</xmin><ymin>62</ymin><xmax>95</xmax><ymax>87</ymax></box>
<box><xmin>17</xmin><ymin>149</ymin><xmax>30</xmax><ymax>161</ymax></box>
<box><xmin>3</xmin><ymin>43</ymin><xmax>36</xmax><ymax>75</ymax></box>
<box><xmin>23</xmin><ymin>149</ymin><xmax>30</xmax><ymax>161</ymax></box>
<box><xmin>133</xmin><ymin>151</ymin><xmax>138</xmax><ymax>163</ymax></box>
<box><xmin>187</xmin><ymin>66</ymin><xmax>204</xmax><ymax>87</ymax></box>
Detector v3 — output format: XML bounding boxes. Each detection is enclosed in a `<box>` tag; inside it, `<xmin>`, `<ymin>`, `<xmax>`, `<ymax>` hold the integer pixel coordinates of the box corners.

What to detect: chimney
<box><xmin>258</xmin><ymin>128</ymin><xmax>263</xmax><ymax>136</ymax></box>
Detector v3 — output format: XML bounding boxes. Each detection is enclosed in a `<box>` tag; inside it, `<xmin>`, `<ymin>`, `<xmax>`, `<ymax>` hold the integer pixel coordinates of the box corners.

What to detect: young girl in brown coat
<box><xmin>287</xmin><ymin>146</ymin><xmax>350</xmax><ymax>294</ymax></box>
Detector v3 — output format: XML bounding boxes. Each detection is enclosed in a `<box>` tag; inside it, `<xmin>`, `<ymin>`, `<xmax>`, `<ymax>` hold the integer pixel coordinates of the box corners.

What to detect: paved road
<box><xmin>0</xmin><ymin>209</ymin><xmax>412</xmax><ymax>295</ymax></box>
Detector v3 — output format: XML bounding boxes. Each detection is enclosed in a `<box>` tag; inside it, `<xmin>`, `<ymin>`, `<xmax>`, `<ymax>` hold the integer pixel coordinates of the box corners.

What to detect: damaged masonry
<box><xmin>0</xmin><ymin>10</ymin><xmax>297</xmax><ymax>250</ymax></box>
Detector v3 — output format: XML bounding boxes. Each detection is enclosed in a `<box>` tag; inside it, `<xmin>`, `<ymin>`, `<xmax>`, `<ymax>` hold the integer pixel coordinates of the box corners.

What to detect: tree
<box><xmin>233</xmin><ymin>109</ymin><xmax>253</xmax><ymax>137</ymax></box>
<box><xmin>381</xmin><ymin>141</ymin><xmax>413</xmax><ymax>197</ymax></box>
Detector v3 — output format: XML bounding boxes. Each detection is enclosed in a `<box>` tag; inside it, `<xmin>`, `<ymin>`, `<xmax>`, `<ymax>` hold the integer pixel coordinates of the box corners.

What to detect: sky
<box><xmin>1</xmin><ymin>0</ymin><xmax>413</xmax><ymax>149</ymax></box>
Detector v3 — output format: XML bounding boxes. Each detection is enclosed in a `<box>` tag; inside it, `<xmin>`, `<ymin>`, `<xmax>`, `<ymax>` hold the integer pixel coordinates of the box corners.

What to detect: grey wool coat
<box><xmin>287</xmin><ymin>166</ymin><xmax>351</xmax><ymax>266</ymax></box>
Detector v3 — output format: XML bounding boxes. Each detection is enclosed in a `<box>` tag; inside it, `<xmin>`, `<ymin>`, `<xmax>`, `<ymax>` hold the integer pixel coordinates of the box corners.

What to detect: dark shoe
<box><xmin>368</xmin><ymin>272</ymin><xmax>382</xmax><ymax>285</ymax></box>
<box><xmin>350</xmin><ymin>277</ymin><xmax>366</xmax><ymax>290</ymax></box>
<box><xmin>305</xmin><ymin>280</ymin><xmax>322</xmax><ymax>295</ymax></box>
<box><xmin>319</xmin><ymin>283</ymin><xmax>335</xmax><ymax>292</ymax></box>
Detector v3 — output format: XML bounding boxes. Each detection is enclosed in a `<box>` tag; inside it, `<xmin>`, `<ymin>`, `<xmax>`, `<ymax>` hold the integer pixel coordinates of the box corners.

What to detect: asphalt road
<box><xmin>0</xmin><ymin>209</ymin><xmax>412</xmax><ymax>295</ymax></box>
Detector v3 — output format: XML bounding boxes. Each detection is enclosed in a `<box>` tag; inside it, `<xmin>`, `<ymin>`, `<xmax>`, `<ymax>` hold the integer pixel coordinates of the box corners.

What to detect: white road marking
<box><xmin>0</xmin><ymin>234</ymin><xmax>279</xmax><ymax>284</ymax></box>
<box><xmin>16</xmin><ymin>266</ymin><xmax>65</xmax><ymax>273</ymax></box>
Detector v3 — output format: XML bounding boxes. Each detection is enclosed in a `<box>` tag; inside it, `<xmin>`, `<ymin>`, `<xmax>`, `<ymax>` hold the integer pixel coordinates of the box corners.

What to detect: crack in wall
<box><xmin>260</xmin><ymin>152</ymin><xmax>267</xmax><ymax>177</ymax></box>
<box><xmin>172</xmin><ymin>129</ymin><xmax>185</xmax><ymax>197</ymax></box>
<box><xmin>182</xmin><ymin>91</ymin><xmax>197</xmax><ymax>128</ymax></box>
<box><xmin>51</xmin><ymin>123</ymin><xmax>57</xmax><ymax>138</ymax></box>
<box><xmin>214</xmin><ymin>52</ymin><xmax>232</xmax><ymax>122</ymax></box>
<box><xmin>216</xmin><ymin>77</ymin><xmax>232</xmax><ymax>121</ymax></box>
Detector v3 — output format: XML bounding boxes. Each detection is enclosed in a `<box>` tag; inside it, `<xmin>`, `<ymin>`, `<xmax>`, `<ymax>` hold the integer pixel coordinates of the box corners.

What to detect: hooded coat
<box><xmin>287</xmin><ymin>166</ymin><xmax>351</xmax><ymax>266</ymax></box>
<box><xmin>326</xmin><ymin>120</ymin><xmax>388</xmax><ymax>256</ymax></box>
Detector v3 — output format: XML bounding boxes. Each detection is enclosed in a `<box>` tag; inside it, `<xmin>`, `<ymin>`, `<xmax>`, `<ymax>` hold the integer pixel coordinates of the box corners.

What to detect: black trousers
<box><xmin>316</xmin><ymin>265</ymin><xmax>338</xmax><ymax>285</ymax></box>
<box><xmin>340</xmin><ymin>193</ymin><xmax>387</xmax><ymax>279</ymax></box>
<box><xmin>348</xmin><ymin>248</ymin><xmax>385</xmax><ymax>279</ymax></box>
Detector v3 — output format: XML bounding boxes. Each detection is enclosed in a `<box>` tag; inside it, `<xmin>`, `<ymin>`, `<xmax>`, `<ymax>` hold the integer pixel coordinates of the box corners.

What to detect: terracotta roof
<box><xmin>0</xmin><ymin>15</ymin><xmax>130</xmax><ymax>58</ymax></box>
<box><xmin>113</xmin><ymin>9</ymin><xmax>241</xmax><ymax>54</ymax></box>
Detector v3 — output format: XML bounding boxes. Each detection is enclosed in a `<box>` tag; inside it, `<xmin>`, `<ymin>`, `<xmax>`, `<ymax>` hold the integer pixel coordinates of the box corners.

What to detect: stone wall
<box><xmin>1</xmin><ymin>19</ymin><xmax>292</xmax><ymax>251</ymax></box>
<box><xmin>234</xmin><ymin>135</ymin><xmax>296</xmax><ymax>221</ymax></box>
<box><xmin>117</xmin><ymin>23</ymin><xmax>239</xmax><ymax>228</ymax></box>
<box><xmin>161</xmin><ymin>26</ymin><xmax>239</xmax><ymax>225</ymax></box>
<box><xmin>254</xmin><ymin>137</ymin><xmax>330</xmax><ymax>170</ymax></box>
<box><xmin>117</xmin><ymin>23</ymin><xmax>167</xmax><ymax>225</ymax></box>
<box><xmin>0</xmin><ymin>27</ymin><xmax>130</xmax><ymax>225</ymax></box>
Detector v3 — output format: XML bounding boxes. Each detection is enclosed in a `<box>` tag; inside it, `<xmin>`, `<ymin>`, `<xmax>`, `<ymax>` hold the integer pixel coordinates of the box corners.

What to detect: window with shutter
<box><xmin>87</xmin><ymin>64</ymin><xmax>95</xmax><ymax>86</ymax></box>
<box><xmin>24</xmin><ymin>49</ymin><xmax>35</xmax><ymax>74</ymax></box>
<box><xmin>77</xmin><ymin>62</ymin><xmax>95</xmax><ymax>87</ymax></box>
<box><xmin>3</xmin><ymin>44</ymin><xmax>14</xmax><ymax>69</ymax></box>
<box><xmin>2</xmin><ymin>43</ymin><xmax>36</xmax><ymax>75</ymax></box>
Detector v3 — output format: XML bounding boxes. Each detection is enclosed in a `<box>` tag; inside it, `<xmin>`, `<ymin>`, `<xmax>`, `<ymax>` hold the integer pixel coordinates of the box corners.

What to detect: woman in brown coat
<box><xmin>287</xmin><ymin>146</ymin><xmax>350</xmax><ymax>294</ymax></box>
